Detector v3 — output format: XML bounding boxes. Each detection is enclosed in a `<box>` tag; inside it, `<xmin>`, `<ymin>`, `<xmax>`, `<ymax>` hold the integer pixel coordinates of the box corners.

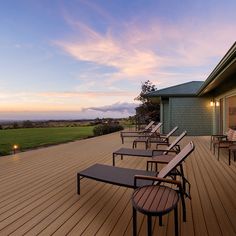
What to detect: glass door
<box><xmin>226</xmin><ymin>95</ymin><xmax>236</xmax><ymax>130</ymax></box>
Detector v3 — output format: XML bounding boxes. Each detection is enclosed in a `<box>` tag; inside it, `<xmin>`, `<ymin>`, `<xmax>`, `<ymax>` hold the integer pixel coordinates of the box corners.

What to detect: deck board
<box><xmin>0</xmin><ymin>133</ymin><xmax>236</xmax><ymax>235</ymax></box>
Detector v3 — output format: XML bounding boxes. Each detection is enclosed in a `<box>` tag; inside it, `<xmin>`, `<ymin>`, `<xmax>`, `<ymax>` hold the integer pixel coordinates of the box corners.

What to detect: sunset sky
<box><xmin>0</xmin><ymin>0</ymin><xmax>235</xmax><ymax>120</ymax></box>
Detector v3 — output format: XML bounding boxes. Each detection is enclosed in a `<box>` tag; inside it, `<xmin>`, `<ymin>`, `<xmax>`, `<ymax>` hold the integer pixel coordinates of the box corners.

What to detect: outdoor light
<box><xmin>13</xmin><ymin>144</ymin><xmax>18</xmax><ymax>154</ymax></box>
<box><xmin>210</xmin><ymin>99</ymin><xmax>220</xmax><ymax>107</ymax></box>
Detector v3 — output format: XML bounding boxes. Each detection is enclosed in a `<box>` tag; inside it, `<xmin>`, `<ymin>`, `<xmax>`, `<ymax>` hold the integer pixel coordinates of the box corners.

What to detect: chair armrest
<box><xmin>153</xmin><ymin>149</ymin><xmax>178</xmax><ymax>154</ymax></box>
<box><xmin>153</xmin><ymin>137</ymin><xmax>168</xmax><ymax>143</ymax></box>
<box><xmin>166</xmin><ymin>149</ymin><xmax>179</xmax><ymax>154</ymax></box>
<box><xmin>218</xmin><ymin>140</ymin><xmax>234</xmax><ymax>144</ymax></box>
<box><xmin>154</xmin><ymin>142</ymin><xmax>169</xmax><ymax>146</ymax></box>
<box><xmin>213</xmin><ymin>135</ymin><xmax>227</xmax><ymax>141</ymax></box>
<box><xmin>211</xmin><ymin>134</ymin><xmax>227</xmax><ymax>137</ymax></box>
<box><xmin>134</xmin><ymin>175</ymin><xmax>181</xmax><ymax>188</ymax></box>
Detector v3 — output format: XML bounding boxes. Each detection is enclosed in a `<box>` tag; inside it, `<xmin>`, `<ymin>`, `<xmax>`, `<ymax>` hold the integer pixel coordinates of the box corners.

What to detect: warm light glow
<box><xmin>13</xmin><ymin>144</ymin><xmax>19</xmax><ymax>154</ymax></box>
<box><xmin>216</xmin><ymin>101</ymin><xmax>220</xmax><ymax>106</ymax></box>
<box><xmin>210</xmin><ymin>101</ymin><xmax>214</xmax><ymax>107</ymax></box>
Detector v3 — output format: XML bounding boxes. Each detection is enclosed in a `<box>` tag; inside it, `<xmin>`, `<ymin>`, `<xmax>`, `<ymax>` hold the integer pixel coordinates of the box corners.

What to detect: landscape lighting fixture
<box><xmin>13</xmin><ymin>144</ymin><xmax>18</xmax><ymax>154</ymax></box>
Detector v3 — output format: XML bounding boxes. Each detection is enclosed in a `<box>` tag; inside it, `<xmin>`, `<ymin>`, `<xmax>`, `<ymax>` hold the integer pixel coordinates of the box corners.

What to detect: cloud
<box><xmin>39</xmin><ymin>90</ymin><xmax>136</xmax><ymax>98</ymax></box>
<box><xmin>0</xmin><ymin>102</ymin><xmax>137</xmax><ymax>120</ymax></box>
<box><xmin>55</xmin><ymin>31</ymin><xmax>162</xmax><ymax>79</ymax></box>
<box><xmin>54</xmin><ymin>12</ymin><xmax>236</xmax><ymax>89</ymax></box>
<box><xmin>83</xmin><ymin>102</ymin><xmax>137</xmax><ymax>114</ymax></box>
<box><xmin>0</xmin><ymin>90</ymin><xmax>138</xmax><ymax>115</ymax></box>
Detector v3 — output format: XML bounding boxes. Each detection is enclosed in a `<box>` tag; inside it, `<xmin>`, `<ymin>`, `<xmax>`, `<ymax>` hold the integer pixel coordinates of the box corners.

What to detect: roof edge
<box><xmin>197</xmin><ymin>42</ymin><xmax>236</xmax><ymax>95</ymax></box>
<box><xmin>147</xmin><ymin>81</ymin><xmax>204</xmax><ymax>97</ymax></box>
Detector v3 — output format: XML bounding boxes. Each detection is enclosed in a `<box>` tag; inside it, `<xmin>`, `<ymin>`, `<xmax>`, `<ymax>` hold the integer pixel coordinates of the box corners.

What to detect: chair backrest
<box><xmin>227</xmin><ymin>128</ymin><xmax>235</xmax><ymax>141</ymax></box>
<box><xmin>232</xmin><ymin>130</ymin><xmax>236</xmax><ymax>141</ymax></box>
<box><xmin>165</xmin><ymin>126</ymin><xmax>178</xmax><ymax>138</ymax></box>
<box><xmin>150</xmin><ymin>123</ymin><xmax>162</xmax><ymax>135</ymax></box>
<box><xmin>158</xmin><ymin>141</ymin><xmax>195</xmax><ymax>178</ymax></box>
<box><xmin>144</xmin><ymin>121</ymin><xmax>155</xmax><ymax>131</ymax></box>
<box><xmin>163</xmin><ymin>131</ymin><xmax>187</xmax><ymax>154</ymax></box>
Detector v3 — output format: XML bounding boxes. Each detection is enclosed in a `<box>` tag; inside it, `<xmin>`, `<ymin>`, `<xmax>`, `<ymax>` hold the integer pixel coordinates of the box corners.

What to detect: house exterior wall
<box><xmin>161</xmin><ymin>99</ymin><xmax>170</xmax><ymax>134</ymax></box>
<box><xmin>167</xmin><ymin>97</ymin><xmax>213</xmax><ymax>135</ymax></box>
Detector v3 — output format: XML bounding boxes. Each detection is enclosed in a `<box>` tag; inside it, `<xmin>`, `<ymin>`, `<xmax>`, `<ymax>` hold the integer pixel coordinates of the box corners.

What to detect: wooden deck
<box><xmin>0</xmin><ymin>133</ymin><xmax>236</xmax><ymax>236</ymax></box>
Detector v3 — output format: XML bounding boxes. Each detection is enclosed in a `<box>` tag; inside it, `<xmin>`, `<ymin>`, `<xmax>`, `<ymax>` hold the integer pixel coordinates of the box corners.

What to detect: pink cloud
<box><xmin>55</xmin><ymin>16</ymin><xmax>236</xmax><ymax>89</ymax></box>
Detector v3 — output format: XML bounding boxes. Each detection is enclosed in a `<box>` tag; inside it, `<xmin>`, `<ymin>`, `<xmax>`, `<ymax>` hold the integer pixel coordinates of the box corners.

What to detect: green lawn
<box><xmin>0</xmin><ymin>126</ymin><xmax>94</xmax><ymax>155</ymax></box>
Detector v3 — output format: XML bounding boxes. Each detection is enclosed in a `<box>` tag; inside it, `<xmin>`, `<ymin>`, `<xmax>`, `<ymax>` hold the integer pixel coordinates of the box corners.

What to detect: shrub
<box><xmin>93</xmin><ymin>124</ymin><xmax>123</xmax><ymax>136</ymax></box>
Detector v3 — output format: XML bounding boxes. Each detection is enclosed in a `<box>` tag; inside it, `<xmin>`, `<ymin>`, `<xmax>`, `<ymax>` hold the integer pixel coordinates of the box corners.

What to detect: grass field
<box><xmin>0</xmin><ymin>126</ymin><xmax>94</xmax><ymax>156</ymax></box>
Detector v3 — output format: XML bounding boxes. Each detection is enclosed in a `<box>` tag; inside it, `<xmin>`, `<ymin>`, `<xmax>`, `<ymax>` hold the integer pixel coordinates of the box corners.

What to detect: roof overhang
<box><xmin>198</xmin><ymin>42</ymin><xmax>236</xmax><ymax>95</ymax></box>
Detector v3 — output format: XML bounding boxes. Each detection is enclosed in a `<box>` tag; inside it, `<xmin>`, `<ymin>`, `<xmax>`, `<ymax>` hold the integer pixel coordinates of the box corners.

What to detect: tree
<box><xmin>12</xmin><ymin>122</ymin><xmax>19</xmax><ymax>129</ymax></box>
<box><xmin>135</xmin><ymin>80</ymin><xmax>160</xmax><ymax>122</ymax></box>
<box><xmin>22</xmin><ymin>120</ymin><xmax>34</xmax><ymax>128</ymax></box>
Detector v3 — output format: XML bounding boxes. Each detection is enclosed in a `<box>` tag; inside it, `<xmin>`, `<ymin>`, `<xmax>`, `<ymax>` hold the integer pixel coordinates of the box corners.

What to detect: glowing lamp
<box><xmin>13</xmin><ymin>144</ymin><xmax>19</xmax><ymax>154</ymax></box>
<box><xmin>216</xmin><ymin>101</ymin><xmax>220</xmax><ymax>107</ymax></box>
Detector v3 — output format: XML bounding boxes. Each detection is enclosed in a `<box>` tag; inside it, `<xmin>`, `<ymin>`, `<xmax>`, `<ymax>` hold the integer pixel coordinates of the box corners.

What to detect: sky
<box><xmin>0</xmin><ymin>0</ymin><xmax>235</xmax><ymax>120</ymax></box>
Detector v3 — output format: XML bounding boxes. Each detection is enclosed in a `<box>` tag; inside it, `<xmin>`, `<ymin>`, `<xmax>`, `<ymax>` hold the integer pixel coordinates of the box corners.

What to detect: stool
<box><xmin>229</xmin><ymin>145</ymin><xmax>236</xmax><ymax>165</ymax></box>
<box><xmin>132</xmin><ymin>185</ymin><xmax>179</xmax><ymax>236</ymax></box>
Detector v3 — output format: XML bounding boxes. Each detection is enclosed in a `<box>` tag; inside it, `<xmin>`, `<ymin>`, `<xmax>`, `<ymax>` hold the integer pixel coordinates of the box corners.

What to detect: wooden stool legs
<box><xmin>132</xmin><ymin>206</ymin><xmax>179</xmax><ymax>236</ymax></box>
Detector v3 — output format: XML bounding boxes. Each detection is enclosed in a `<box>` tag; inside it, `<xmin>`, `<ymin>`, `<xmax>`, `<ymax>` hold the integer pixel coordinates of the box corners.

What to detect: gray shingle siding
<box><xmin>162</xmin><ymin>100</ymin><xmax>170</xmax><ymax>134</ymax></box>
<box><xmin>167</xmin><ymin>97</ymin><xmax>212</xmax><ymax>135</ymax></box>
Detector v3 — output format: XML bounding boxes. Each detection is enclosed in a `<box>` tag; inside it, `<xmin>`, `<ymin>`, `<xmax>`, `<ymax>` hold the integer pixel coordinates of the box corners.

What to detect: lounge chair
<box><xmin>120</xmin><ymin>122</ymin><xmax>162</xmax><ymax>144</ymax></box>
<box><xmin>132</xmin><ymin>143</ymin><xmax>194</xmax><ymax>236</ymax></box>
<box><xmin>212</xmin><ymin>128</ymin><xmax>236</xmax><ymax>160</ymax></box>
<box><xmin>148</xmin><ymin>126</ymin><xmax>178</xmax><ymax>147</ymax></box>
<box><xmin>120</xmin><ymin>121</ymin><xmax>155</xmax><ymax>144</ymax></box>
<box><xmin>112</xmin><ymin>131</ymin><xmax>187</xmax><ymax>166</ymax></box>
<box><xmin>132</xmin><ymin>121</ymin><xmax>155</xmax><ymax>132</ymax></box>
<box><xmin>77</xmin><ymin>142</ymin><xmax>195</xmax><ymax>223</ymax></box>
<box><xmin>132</xmin><ymin>123</ymin><xmax>163</xmax><ymax>149</ymax></box>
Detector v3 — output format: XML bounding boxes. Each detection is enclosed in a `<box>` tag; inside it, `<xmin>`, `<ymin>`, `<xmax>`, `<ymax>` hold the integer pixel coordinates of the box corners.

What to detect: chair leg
<box><xmin>159</xmin><ymin>216</ymin><xmax>163</xmax><ymax>226</ymax></box>
<box><xmin>77</xmin><ymin>174</ymin><xmax>81</xmax><ymax>195</ymax></box>
<box><xmin>147</xmin><ymin>215</ymin><xmax>152</xmax><ymax>236</ymax></box>
<box><xmin>174</xmin><ymin>206</ymin><xmax>179</xmax><ymax>236</ymax></box>
<box><xmin>179</xmin><ymin>164</ymin><xmax>185</xmax><ymax>194</ymax></box>
<box><xmin>229</xmin><ymin>150</ymin><xmax>231</xmax><ymax>165</ymax></box>
<box><xmin>133</xmin><ymin>207</ymin><xmax>137</xmax><ymax>236</ymax></box>
<box><xmin>218</xmin><ymin>146</ymin><xmax>220</xmax><ymax>160</ymax></box>
<box><xmin>180</xmin><ymin>191</ymin><xmax>186</xmax><ymax>222</ymax></box>
<box><xmin>146</xmin><ymin>161</ymin><xmax>149</xmax><ymax>171</ymax></box>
